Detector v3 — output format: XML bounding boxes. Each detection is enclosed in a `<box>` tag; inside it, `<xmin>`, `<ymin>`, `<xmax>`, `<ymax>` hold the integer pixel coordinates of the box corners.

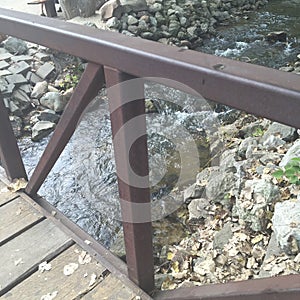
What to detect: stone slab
<box><xmin>0</xmin><ymin>60</ymin><xmax>9</xmax><ymax>70</ymax></box>
<box><xmin>8</xmin><ymin>61</ymin><xmax>31</xmax><ymax>75</ymax></box>
<box><xmin>26</xmin><ymin>71</ymin><xmax>43</xmax><ymax>84</ymax></box>
<box><xmin>0</xmin><ymin>69</ymin><xmax>12</xmax><ymax>76</ymax></box>
<box><xmin>0</xmin><ymin>52</ymin><xmax>13</xmax><ymax>61</ymax></box>
<box><xmin>5</xmin><ymin>74</ymin><xmax>27</xmax><ymax>86</ymax></box>
<box><xmin>36</xmin><ymin>62</ymin><xmax>55</xmax><ymax>80</ymax></box>
<box><xmin>10</xmin><ymin>55</ymin><xmax>33</xmax><ymax>63</ymax></box>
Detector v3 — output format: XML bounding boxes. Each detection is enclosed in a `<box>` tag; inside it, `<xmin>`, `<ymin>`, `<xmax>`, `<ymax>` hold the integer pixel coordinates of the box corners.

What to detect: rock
<box><xmin>193</xmin><ymin>257</ymin><xmax>216</xmax><ymax>275</ymax></box>
<box><xmin>8</xmin><ymin>61</ymin><xmax>31</xmax><ymax>76</ymax></box>
<box><xmin>0</xmin><ymin>52</ymin><xmax>13</xmax><ymax>61</ymax></box>
<box><xmin>100</xmin><ymin>0</ymin><xmax>123</xmax><ymax>20</ymax></box>
<box><xmin>266</xmin><ymin>31</ymin><xmax>287</xmax><ymax>43</ymax></box>
<box><xmin>5</xmin><ymin>74</ymin><xmax>27</xmax><ymax>87</ymax></box>
<box><xmin>149</xmin><ymin>2</ymin><xmax>162</xmax><ymax>13</ymax></box>
<box><xmin>26</xmin><ymin>71</ymin><xmax>43</xmax><ymax>85</ymax></box>
<box><xmin>279</xmin><ymin>139</ymin><xmax>300</xmax><ymax>167</ymax></box>
<box><xmin>31</xmin><ymin>81</ymin><xmax>48</xmax><ymax>99</ymax></box>
<box><xmin>40</xmin><ymin>92</ymin><xmax>66</xmax><ymax>112</ymax></box>
<box><xmin>62</xmin><ymin>87</ymin><xmax>74</xmax><ymax>103</ymax></box>
<box><xmin>12</xmin><ymin>89</ymin><xmax>31</xmax><ymax>112</ymax></box>
<box><xmin>36</xmin><ymin>62</ymin><xmax>55</xmax><ymax>80</ymax></box>
<box><xmin>272</xmin><ymin>200</ymin><xmax>300</xmax><ymax>254</ymax></box>
<box><xmin>262</xmin><ymin>135</ymin><xmax>286</xmax><ymax>151</ymax></box>
<box><xmin>235</xmin><ymin>179</ymin><xmax>279</xmax><ymax>231</ymax></box>
<box><xmin>184</xmin><ymin>183</ymin><xmax>204</xmax><ymax>202</ymax></box>
<box><xmin>213</xmin><ymin>223</ymin><xmax>233</xmax><ymax>249</ymax></box>
<box><xmin>188</xmin><ymin>198</ymin><xmax>210</xmax><ymax>223</ymax></box>
<box><xmin>206</xmin><ymin>169</ymin><xmax>237</xmax><ymax>207</ymax></box>
<box><xmin>106</xmin><ymin>17</ymin><xmax>121</xmax><ymax>29</ymax></box>
<box><xmin>0</xmin><ymin>60</ymin><xmax>10</xmax><ymax>70</ymax></box>
<box><xmin>262</xmin><ymin>122</ymin><xmax>297</xmax><ymax>143</ymax></box>
<box><xmin>60</xmin><ymin>0</ymin><xmax>96</xmax><ymax>19</ymax></box>
<box><xmin>127</xmin><ymin>15</ymin><xmax>139</xmax><ymax>25</ymax></box>
<box><xmin>4</xmin><ymin>37</ymin><xmax>28</xmax><ymax>55</ymax></box>
<box><xmin>31</xmin><ymin>121</ymin><xmax>56</xmax><ymax>142</ymax></box>
<box><xmin>120</xmin><ymin>0</ymin><xmax>148</xmax><ymax>12</ymax></box>
<box><xmin>38</xmin><ymin>109</ymin><xmax>60</xmax><ymax>124</ymax></box>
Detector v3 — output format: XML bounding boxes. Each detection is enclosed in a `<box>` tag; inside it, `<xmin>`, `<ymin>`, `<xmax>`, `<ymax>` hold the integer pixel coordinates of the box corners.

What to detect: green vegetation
<box><xmin>273</xmin><ymin>157</ymin><xmax>300</xmax><ymax>185</ymax></box>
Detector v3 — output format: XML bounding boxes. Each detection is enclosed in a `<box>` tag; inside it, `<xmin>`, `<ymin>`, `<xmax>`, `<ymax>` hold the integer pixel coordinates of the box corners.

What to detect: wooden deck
<box><xmin>0</xmin><ymin>179</ymin><xmax>152</xmax><ymax>300</ymax></box>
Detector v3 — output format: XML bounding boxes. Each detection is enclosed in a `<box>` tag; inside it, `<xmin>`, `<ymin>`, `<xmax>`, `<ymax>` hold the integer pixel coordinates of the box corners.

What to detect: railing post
<box><xmin>0</xmin><ymin>97</ymin><xmax>27</xmax><ymax>181</ymax></box>
<box><xmin>104</xmin><ymin>67</ymin><xmax>155</xmax><ymax>293</ymax></box>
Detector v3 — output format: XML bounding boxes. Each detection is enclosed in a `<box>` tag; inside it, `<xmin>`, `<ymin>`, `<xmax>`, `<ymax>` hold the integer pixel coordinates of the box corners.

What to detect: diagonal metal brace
<box><xmin>25</xmin><ymin>63</ymin><xmax>104</xmax><ymax>195</ymax></box>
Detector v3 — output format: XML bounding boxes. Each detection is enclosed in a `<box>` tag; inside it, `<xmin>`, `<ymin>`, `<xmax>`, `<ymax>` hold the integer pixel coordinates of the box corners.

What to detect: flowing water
<box><xmin>19</xmin><ymin>0</ymin><xmax>300</xmax><ymax>247</ymax></box>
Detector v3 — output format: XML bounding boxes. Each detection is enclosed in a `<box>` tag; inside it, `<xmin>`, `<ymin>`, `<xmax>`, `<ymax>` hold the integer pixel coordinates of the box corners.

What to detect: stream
<box><xmin>19</xmin><ymin>0</ymin><xmax>300</xmax><ymax>248</ymax></box>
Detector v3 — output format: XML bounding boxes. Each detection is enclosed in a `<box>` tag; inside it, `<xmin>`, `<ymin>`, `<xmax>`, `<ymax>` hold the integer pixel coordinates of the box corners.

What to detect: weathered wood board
<box><xmin>0</xmin><ymin>197</ymin><xmax>43</xmax><ymax>244</ymax></box>
<box><xmin>0</xmin><ymin>219</ymin><xmax>71</xmax><ymax>294</ymax></box>
<box><xmin>82</xmin><ymin>274</ymin><xmax>137</xmax><ymax>300</ymax></box>
<box><xmin>3</xmin><ymin>244</ymin><xmax>107</xmax><ymax>300</ymax></box>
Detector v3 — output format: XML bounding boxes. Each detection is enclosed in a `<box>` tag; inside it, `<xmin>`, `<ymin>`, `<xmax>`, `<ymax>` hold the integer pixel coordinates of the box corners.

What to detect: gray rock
<box><xmin>206</xmin><ymin>169</ymin><xmax>237</xmax><ymax>207</ymax></box>
<box><xmin>213</xmin><ymin>223</ymin><xmax>233</xmax><ymax>249</ymax></box>
<box><xmin>0</xmin><ymin>69</ymin><xmax>11</xmax><ymax>77</ymax></box>
<box><xmin>272</xmin><ymin>200</ymin><xmax>300</xmax><ymax>254</ymax></box>
<box><xmin>106</xmin><ymin>17</ymin><xmax>121</xmax><ymax>29</ymax></box>
<box><xmin>0</xmin><ymin>61</ymin><xmax>10</xmax><ymax>70</ymax></box>
<box><xmin>149</xmin><ymin>3</ymin><xmax>162</xmax><ymax>13</ymax></box>
<box><xmin>8</xmin><ymin>61</ymin><xmax>31</xmax><ymax>76</ymax></box>
<box><xmin>36</xmin><ymin>62</ymin><xmax>55</xmax><ymax>80</ymax></box>
<box><xmin>31</xmin><ymin>81</ymin><xmax>48</xmax><ymax>99</ymax></box>
<box><xmin>188</xmin><ymin>198</ymin><xmax>210</xmax><ymax>223</ymax></box>
<box><xmin>120</xmin><ymin>0</ymin><xmax>148</xmax><ymax>12</ymax></box>
<box><xmin>8</xmin><ymin>101</ymin><xmax>22</xmax><ymax>116</ymax></box>
<box><xmin>279</xmin><ymin>66</ymin><xmax>294</xmax><ymax>72</ymax></box>
<box><xmin>34</xmin><ymin>52</ymin><xmax>51</xmax><ymax>62</ymax></box>
<box><xmin>0</xmin><ymin>52</ymin><xmax>13</xmax><ymax>61</ymax></box>
<box><xmin>40</xmin><ymin>92</ymin><xmax>66</xmax><ymax>112</ymax></box>
<box><xmin>4</xmin><ymin>37</ymin><xmax>28</xmax><ymax>55</ymax></box>
<box><xmin>262</xmin><ymin>122</ymin><xmax>296</xmax><ymax>143</ymax></box>
<box><xmin>262</xmin><ymin>135</ymin><xmax>286</xmax><ymax>151</ymax></box>
<box><xmin>5</xmin><ymin>74</ymin><xmax>27</xmax><ymax>87</ymax></box>
<box><xmin>26</xmin><ymin>71</ymin><xmax>43</xmax><ymax>85</ymax></box>
<box><xmin>60</xmin><ymin>0</ymin><xmax>96</xmax><ymax>19</ymax></box>
<box><xmin>184</xmin><ymin>183</ymin><xmax>204</xmax><ymax>202</ymax></box>
<box><xmin>10</xmin><ymin>55</ymin><xmax>33</xmax><ymax>63</ymax></box>
<box><xmin>38</xmin><ymin>109</ymin><xmax>60</xmax><ymax>124</ymax></box>
<box><xmin>235</xmin><ymin>179</ymin><xmax>279</xmax><ymax>231</ymax></box>
<box><xmin>280</xmin><ymin>139</ymin><xmax>300</xmax><ymax>167</ymax></box>
<box><xmin>168</xmin><ymin>20</ymin><xmax>181</xmax><ymax>35</ymax></box>
<box><xmin>12</xmin><ymin>89</ymin><xmax>31</xmax><ymax>111</ymax></box>
<box><xmin>32</xmin><ymin>121</ymin><xmax>56</xmax><ymax>142</ymax></box>
<box><xmin>19</xmin><ymin>84</ymin><xmax>32</xmax><ymax>95</ymax></box>
<box><xmin>127</xmin><ymin>15</ymin><xmax>139</xmax><ymax>25</ymax></box>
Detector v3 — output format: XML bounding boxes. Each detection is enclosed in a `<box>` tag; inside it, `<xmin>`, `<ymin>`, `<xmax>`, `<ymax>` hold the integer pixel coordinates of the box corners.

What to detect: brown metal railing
<box><xmin>0</xmin><ymin>8</ymin><xmax>300</xmax><ymax>299</ymax></box>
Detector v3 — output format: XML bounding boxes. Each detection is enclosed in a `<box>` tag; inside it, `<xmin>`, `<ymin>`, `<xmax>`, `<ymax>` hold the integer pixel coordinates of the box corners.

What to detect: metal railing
<box><xmin>0</xmin><ymin>8</ymin><xmax>300</xmax><ymax>299</ymax></box>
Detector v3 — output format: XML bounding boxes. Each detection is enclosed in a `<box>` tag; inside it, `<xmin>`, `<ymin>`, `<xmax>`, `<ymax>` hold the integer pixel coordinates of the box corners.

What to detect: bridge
<box><xmin>0</xmin><ymin>7</ymin><xmax>300</xmax><ymax>299</ymax></box>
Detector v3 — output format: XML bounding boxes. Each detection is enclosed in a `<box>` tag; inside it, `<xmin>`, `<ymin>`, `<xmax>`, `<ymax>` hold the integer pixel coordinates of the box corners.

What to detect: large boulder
<box><xmin>272</xmin><ymin>200</ymin><xmax>300</xmax><ymax>254</ymax></box>
<box><xmin>60</xmin><ymin>0</ymin><xmax>96</xmax><ymax>19</ymax></box>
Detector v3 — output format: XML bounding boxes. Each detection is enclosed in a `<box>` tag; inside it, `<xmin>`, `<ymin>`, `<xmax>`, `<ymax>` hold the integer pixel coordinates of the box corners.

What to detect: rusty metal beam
<box><xmin>0</xmin><ymin>98</ymin><xmax>27</xmax><ymax>181</ymax></box>
<box><xmin>25</xmin><ymin>63</ymin><xmax>104</xmax><ymax>195</ymax></box>
<box><xmin>154</xmin><ymin>275</ymin><xmax>300</xmax><ymax>300</ymax></box>
<box><xmin>104</xmin><ymin>67</ymin><xmax>154</xmax><ymax>293</ymax></box>
<box><xmin>0</xmin><ymin>9</ymin><xmax>299</xmax><ymax>129</ymax></box>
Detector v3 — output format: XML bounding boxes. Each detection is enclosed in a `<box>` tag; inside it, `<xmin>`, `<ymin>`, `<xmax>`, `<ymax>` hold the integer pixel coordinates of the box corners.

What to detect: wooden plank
<box><xmin>82</xmin><ymin>274</ymin><xmax>138</xmax><ymax>300</ymax></box>
<box><xmin>0</xmin><ymin>219</ymin><xmax>72</xmax><ymax>295</ymax></box>
<box><xmin>0</xmin><ymin>181</ymin><xmax>17</xmax><ymax>206</ymax></box>
<box><xmin>0</xmin><ymin>197</ymin><xmax>43</xmax><ymax>244</ymax></box>
<box><xmin>3</xmin><ymin>244</ymin><xmax>107</xmax><ymax>300</ymax></box>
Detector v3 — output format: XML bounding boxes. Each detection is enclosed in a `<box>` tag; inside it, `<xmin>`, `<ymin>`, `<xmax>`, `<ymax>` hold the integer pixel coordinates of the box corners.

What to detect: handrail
<box><xmin>0</xmin><ymin>8</ymin><xmax>299</xmax><ymax>128</ymax></box>
<box><xmin>0</xmin><ymin>7</ymin><xmax>299</xmax><ymax>298</ymax></box>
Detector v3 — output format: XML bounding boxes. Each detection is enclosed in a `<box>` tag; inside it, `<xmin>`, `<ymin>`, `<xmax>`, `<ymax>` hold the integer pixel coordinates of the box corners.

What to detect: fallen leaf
<box><xmin>39</xmin><ymin>261</ymin><xmax>52</xmax><ymax>273</ymax></box>
<box><xmin>40</xmin><ymin>291</ymin><xmax>58</xmax><ymax>300</ymax></box>
<box><xmin>63</xmin><ymin>263</ymin><xmax>78</xmax><ymax>276</ymax></box>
